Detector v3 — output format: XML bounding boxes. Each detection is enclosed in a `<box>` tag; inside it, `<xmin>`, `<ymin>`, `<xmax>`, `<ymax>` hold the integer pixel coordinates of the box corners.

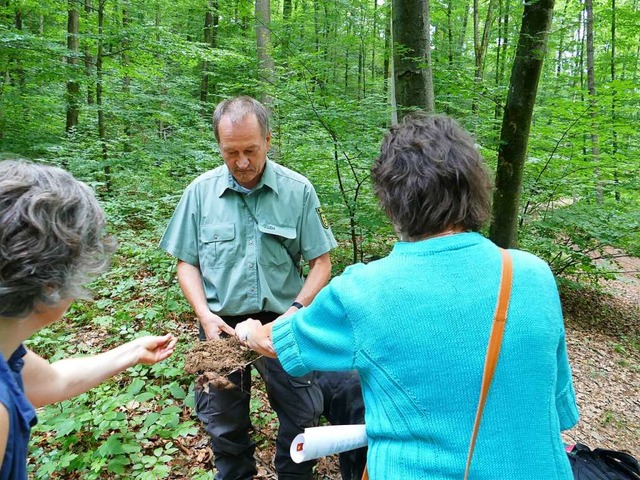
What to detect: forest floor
<box><xmin>559</xmin><ymin>252</ymin><xmax>640</xmax><ymax>459</ymax></box>
<box><xmin>183</xmin><ymin>254</ymin><xmax>640</xmax><ymax>479</ymax></box>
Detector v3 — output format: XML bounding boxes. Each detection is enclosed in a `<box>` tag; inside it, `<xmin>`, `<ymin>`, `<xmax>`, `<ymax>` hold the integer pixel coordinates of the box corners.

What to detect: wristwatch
<box><xmin>291</xmin><ymin>301</ymin><xmax>304</xmax><ymax>310</ymax></box>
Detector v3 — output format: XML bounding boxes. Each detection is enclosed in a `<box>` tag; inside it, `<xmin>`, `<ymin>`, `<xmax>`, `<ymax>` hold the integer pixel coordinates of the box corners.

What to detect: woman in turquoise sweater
<box><xmin>237</xmin><ymin>115</ymin><xmax>579</xmax><ymax>479</ymax></box>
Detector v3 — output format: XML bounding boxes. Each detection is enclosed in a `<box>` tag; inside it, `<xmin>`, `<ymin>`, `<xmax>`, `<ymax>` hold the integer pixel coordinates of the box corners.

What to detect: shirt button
<box><xmin>248</xmin><ymin>240</ymin><xmax>253</xmax><ymax>245</ymax></box>
<box><xmin>248</xmin><ymin>262</ymin><xmax>254</xmax><ymax>268</ymax></box>
<box><xmin>213</xmin><ymin>235</ymin><xmax>219</xmax><ymax>240</ymax></box>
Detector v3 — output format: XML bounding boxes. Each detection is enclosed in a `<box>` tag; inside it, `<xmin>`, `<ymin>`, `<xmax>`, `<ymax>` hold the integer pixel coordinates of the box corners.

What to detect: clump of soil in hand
<box><xmin>184</xmin><ymin>337</ymin><xmax>261</xmax><ymax>391</ymax></box>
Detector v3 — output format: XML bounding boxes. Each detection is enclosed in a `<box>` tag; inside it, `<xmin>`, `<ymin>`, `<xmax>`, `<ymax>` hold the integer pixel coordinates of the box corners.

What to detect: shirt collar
<box><xmin>218</xmin><ymin>159</ymin><xmax>279</xmax><ymax>197</ymax></box>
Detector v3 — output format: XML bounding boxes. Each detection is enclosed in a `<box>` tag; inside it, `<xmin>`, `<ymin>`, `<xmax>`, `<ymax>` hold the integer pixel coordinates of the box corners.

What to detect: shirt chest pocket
<box><xmin>201</xmin><ymin>223</ymin><xmax>237</xmax><ymax>270</ymax></box>
<box><xmin>258</xmin><ymin>223</ymin><xmax>298</xmax><ymax>267</ymax></box>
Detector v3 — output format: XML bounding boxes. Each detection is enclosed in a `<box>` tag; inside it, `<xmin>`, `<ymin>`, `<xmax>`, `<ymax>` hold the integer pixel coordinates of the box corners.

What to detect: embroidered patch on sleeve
<box><xmin>316</xmin><ymin>207</ymin><xmax>330</xmax><ymax>229</ymax></box>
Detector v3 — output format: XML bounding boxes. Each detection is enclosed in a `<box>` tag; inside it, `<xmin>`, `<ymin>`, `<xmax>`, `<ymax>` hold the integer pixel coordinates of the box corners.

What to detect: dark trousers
<box><xmin>195</xmin><ymin>312</ymin><xmax>323</xmax><ymax>480</ymax></box>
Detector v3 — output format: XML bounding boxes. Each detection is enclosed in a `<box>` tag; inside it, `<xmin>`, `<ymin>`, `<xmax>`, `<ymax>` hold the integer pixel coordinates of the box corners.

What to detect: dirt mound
<box><xmin>185</xmin><ymin>337</ymin><xmax>261</xmax><ymax>390</ymax></box>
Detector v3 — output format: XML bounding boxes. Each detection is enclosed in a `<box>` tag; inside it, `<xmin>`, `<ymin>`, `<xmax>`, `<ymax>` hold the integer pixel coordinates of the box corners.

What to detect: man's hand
<box><xmin>130</xmin><ymin>334</ymin><xmax>178</xmax><ymax>365</ymax></box>
<box><xmin>199</xmin><ymin>311</ymin><xmax>235</xmax><ymax>339</ymax></box>
<box><xmin>235</xmin><ymin>319</ymin><xmax>276</xmax><ymax>358</ymax></box>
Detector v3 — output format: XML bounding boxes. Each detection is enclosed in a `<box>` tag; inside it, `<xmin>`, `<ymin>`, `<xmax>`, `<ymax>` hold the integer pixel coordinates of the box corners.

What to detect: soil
<box><xmin>184</xmin><ymin>338</ymin><xmax>261</xmax><ymax>390</ymax></box>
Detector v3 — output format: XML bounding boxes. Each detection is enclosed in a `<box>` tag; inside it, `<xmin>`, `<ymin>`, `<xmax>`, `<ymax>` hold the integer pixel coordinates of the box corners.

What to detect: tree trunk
<box><xmin>122</xmin><ymin>0</ymin><xmax>132</xmax><ymax>149</ymax></box>
<box><xmin>84</xmin><ymin>0</ymin><xmax>94</xmax><ymax>105</ymax></box>
<box><xmin>255</xmin><ymin>0</ymin><xmax>274</xmax><ymax>105</ymax></box>
<box><xmin>458</xmin><ymin>0</ymin><xmax>471</xmax><ymax>54</ymax></box>
<box><xmin>554</xmin><ymin>1</ymin><xmax>569</xmax><ymax>80</ymax></box>
<box><xmin>393</xmin><ymin>0</ymin><xmax>435</xmax><ymax>118</ymax></box>
<box><xmin>371</xmin><ymin>0</ymin><xmax>377</xmax><ymax>89</ymax></box>
<box><xmin>383</xmin><ymin>10</ymin><xmax>391</xmax><ymax>98</ymax></box>
<box><xmin>472</xmin><ymin>0</ymin><xmax>497</xmax><ymax>113</ymax></box>
<box><xmin>282</xmin><ymin>0</ymin><xmax>292</xmax><ymax>53</ymax></box>
<box><xmin>200</xmin><ymin>0</ymin><xmax>218</xmax><ymax>117</ymax></box>
<box><xmin>96</xmin><ymin>0</ymin><xmax>110</xmax><ymax>193</ymax></box>
<box><xmin>610</xmin><ymin>0</ymin><xmax>619</xmax><ymax>201</ymax></box>
<box><xmin>447</xmin><ymin>1</ymin><xmax>454</xmax><ymax>68</ymax></box>
<box><xmin>585</xmin><ymin>0</ymin><xmax>603</xmax><ymax>204</ymax></box>
<box><xmin>344</xmin><ymin>20</ymin><xmax>351</xmax><ymax>95</ymax></box>
<box><xmin>13</xmin><ymin>8</ymin><xmax>25</xmax><ymax>88</ymax></box>
<box><xmin>489</xmin><ymin>0</ymin><xmax>555</xmax><ymax>248</ymax></box>
<box><xmin>493</xmin><ymin>0</ymin><xmax>508</xmax><ymax>121</ymax></box>
<box><xmin>66</xmin><ymin>0</ymin><xmax>80</xmax><ymax>133</ymax></box>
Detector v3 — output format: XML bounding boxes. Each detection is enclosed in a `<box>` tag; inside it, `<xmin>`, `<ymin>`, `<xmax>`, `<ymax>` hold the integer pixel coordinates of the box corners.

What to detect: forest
<box><xmin>0</xmin><ymin>0</ymin><xmax>638</xmax><ymax>477</ymax></box>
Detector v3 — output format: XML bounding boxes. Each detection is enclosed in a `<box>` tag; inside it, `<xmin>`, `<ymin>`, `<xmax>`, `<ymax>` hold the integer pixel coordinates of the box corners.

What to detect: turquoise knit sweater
<box><xmin>273</xmin><ymin>232</ymin><xmax>579</xmax><ymax>479</ymax></box>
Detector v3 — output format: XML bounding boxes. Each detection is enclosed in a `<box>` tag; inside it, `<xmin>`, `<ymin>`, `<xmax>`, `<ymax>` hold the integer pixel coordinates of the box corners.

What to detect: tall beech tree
<box><xmin>255</xmin><ymin>0</ymin><xmax>274</xmax><ymax>104</ymax></box>
<box><xmin>490</xmin><ymin>0</ymin><xmax>555</xmax><ymax>248</ymax></box>
<box><xmin>392</xmin><ymin>0</ymin><xmax>434</xmax><ymax>118</ymax></box>
<box><xmin>66</xmin><ymin>0</ymin><xmax>80</xmax><ymax>133</ymax></box>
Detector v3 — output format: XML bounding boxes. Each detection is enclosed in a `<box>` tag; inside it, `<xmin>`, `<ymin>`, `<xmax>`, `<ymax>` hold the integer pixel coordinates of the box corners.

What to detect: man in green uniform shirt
<box><xmin>160</xmin><ymin>96</ymin><xmax>337</xmax><ymax>480</ymax></box>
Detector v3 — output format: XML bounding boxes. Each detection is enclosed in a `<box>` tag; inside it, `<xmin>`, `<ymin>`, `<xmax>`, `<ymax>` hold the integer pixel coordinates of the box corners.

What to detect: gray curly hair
<box><xmin>0</xmin><ymin>160</ymin><xmax>116</xmax><ymax>318</ymax></box>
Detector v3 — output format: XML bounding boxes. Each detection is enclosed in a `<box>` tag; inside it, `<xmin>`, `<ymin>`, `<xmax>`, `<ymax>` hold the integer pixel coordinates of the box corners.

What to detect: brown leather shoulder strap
<box><xmin>463</xmin><ymin>248</ymin><xmax>513</xmax><ymax>479</ymax></box>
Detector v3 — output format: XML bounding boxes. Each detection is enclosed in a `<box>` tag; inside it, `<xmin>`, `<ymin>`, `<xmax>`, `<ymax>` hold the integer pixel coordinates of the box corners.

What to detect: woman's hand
<box><xmin>130</xmin><ymin>333</ymin><xmax>178</xmax><ymax>365</ymax></box>
<box><xmin>235</xmin><ymin>320</ymin><xmax>276</xmax><ymax>358</ymax></box>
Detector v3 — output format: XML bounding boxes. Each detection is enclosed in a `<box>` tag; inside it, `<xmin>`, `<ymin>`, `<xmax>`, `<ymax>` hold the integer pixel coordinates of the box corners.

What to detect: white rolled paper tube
<box><xmin>290</xmin><ymin>424</ymin><xmax>368</xmax><ymax>463</ymax></box>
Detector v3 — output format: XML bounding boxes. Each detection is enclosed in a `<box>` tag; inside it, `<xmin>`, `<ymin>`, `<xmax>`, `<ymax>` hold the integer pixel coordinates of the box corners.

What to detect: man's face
<box><xmin>217</xmin><ymin>114</ymin><xmax>271</xmax><ymax>190</ymax></box>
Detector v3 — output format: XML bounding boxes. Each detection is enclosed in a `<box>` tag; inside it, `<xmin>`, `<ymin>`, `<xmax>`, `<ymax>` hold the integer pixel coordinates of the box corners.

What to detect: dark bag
<box><xmin>567</xmin><ymin>443</ymin><xmax>640</xmax><ymax>480</ymax></box>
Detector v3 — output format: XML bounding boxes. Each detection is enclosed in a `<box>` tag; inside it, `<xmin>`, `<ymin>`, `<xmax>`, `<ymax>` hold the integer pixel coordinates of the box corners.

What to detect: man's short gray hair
<box><xmin>0</xmin><ymin>160</ymin><xmax>116</xmax><ymax>319</ymax></box>
<box><xmin>212</xmin><ymin>96</ymin><xmax>270</xmax><ymax>142</ymax></box>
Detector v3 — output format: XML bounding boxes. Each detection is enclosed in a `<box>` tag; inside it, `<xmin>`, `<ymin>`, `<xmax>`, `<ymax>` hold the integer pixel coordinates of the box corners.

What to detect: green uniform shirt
<box><xmin>159</xmin><ymin>160</ymin><xmax>337</xmax><ymax>316</ymax></box>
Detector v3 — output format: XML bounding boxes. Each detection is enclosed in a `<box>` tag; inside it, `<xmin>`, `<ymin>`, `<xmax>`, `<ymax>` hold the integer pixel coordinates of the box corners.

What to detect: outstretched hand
<box><xmin>130</xmin><ymin>334</ymin><xmax>178</xmax><ymax>365</ymax></box>
<box><xmin>235</xmin><ymin>320</ymin><xmax>276</xmax><ymax>358</ymax></box>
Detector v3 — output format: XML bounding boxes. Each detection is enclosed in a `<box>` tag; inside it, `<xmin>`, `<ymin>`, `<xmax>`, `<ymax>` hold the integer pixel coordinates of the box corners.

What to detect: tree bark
<box><xmin>472</xmin><ymin>0</ymin><xmax>497</xmax><ymax>113</ymax></box>
<box><xmin>371</xmin><ymin>0</ymin><xmax>378</xmax><ymax>88</ymax></box>
<box><xmin>458</xmin><ymin>0</ymin><xmax>471</xmax><ymax>54</ymax></box>
<box><xmin>489</xmin><ymin>0</ymin><xmax>555</xmax><ymax>248</ymax></box>
<box><xmin>447</xmin><ymin>1</ymin><xmax>453</xmax><ymax>68</ymax></box>
<box><xmin>84</xmin><ymin>0</ymin><xmax>94</xmax><ymax>105</ymax></box>
<box><xmin>200</xmin><ymin>0</ymin><xmax>218</xmax><ymax>117</ymax></box>
<box><xmin>493</xmin><ymin>0</ymin><xmax>509</xmax><ymax>121</ymax></box>
<box><xmin>96</xmin><ymin>0</ymin><xmax>110</xmax><ymax>193</ymax></box>
<box><xmin>66</xmin><ymin>0</ymin><xmax>80</xmax><ymax>133</ymax></box>
<box><xmin>393</xmin><ymin>0</ymin><xmax>435</xmax><ymax>118</ymax></box>
<box><xmin>122</xmin><ymin>0</ymin><xmax>132</xmax><ymax>149</ymax></box>
<box><xmin>13</xmin><ymin>7</ymin><xmax>25</xmax><ymax>88</ymax></box>
<box><xmin>383</xmin><ymin>8</ymin><xmax>391</xmax><ymax>98</ymax></box>
<box><xmin>610</xmin><ymin>0</ymin><xmax>619</xmax><ymax>201</ymax></box>
<box><xmin>585</xmin><ymin>0</ymin><xmax>603</xmax><ymax>204</ymax></box>
<box><xmin>282</xmin><ymin>0</ymin><xmax>292</xmax><ymax>53</ymax></box>
<box><xmin>255</xmin><ymin>0</ymin><xmax>274</xmax><ymax>105</ymax></box>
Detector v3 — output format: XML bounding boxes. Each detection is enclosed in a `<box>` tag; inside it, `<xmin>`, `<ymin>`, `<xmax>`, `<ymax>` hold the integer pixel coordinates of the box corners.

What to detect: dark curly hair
<box><xmin>0</xmin><ymin>160</ymin><xmax>116</xmax><ymax>318</ymax></box>
<box><xmin>371</xmin><ymin>114</ymin><xmax>492</xmax><ymax>240</ymax></box>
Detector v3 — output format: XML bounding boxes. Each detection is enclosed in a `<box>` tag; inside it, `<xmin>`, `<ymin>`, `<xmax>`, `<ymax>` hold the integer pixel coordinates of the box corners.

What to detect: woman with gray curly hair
<box><xmin>0</xmin><ymin>160</ymin><xmax>177</xmax><ymax>480</ymax></box>
<box><xmin>237</xmin><ymin>115</ymin><xmax>578</xmax><ymax>479</ymax></box>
